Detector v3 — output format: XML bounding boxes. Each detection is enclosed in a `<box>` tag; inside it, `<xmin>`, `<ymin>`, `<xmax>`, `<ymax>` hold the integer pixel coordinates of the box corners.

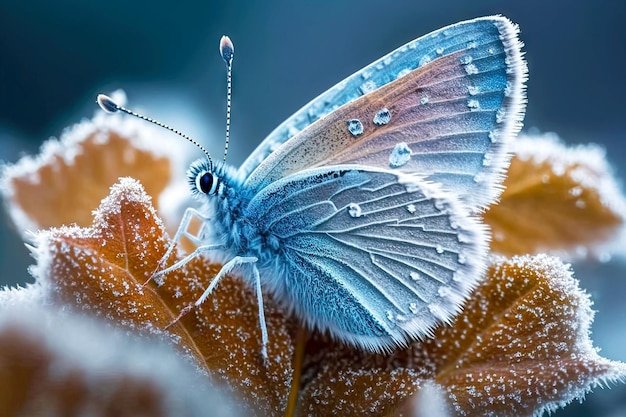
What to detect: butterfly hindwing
<box><xmin>242</xmin><ymin>16</ymin><xmax>526</xmax><ymax>212</ymax></box>
<box><xmin>244</xmin><ymin>166</ymin><xmax>488</xmax><ymax>349</ymax></box>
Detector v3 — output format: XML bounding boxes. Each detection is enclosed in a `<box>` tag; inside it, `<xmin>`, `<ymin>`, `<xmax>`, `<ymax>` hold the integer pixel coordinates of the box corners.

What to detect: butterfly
<box><xmin>99</xmin><ymin>15</ymin><xmax>527</xmax><ymax>361</ymax></box>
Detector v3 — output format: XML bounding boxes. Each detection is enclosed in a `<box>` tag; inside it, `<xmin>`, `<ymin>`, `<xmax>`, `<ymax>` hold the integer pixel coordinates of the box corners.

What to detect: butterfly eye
<box><xmin>196</xmin><ymin>171</ymin><xmax>216</xmax><ymax>195</ymax></box>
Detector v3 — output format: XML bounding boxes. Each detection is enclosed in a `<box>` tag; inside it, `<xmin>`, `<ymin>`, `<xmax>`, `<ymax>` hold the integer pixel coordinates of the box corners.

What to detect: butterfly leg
<box><xmin>195</xmin><ymin>257</ymin><xmax>268</xmax><ymax>362</ymax></box>
<box><xmin>167</xmin><ymin>255</ymin><xmax>269</xmax><ymax>362</ymax></box>
<box><xmin>149</xmin><ymin>207</ymin><xmax>223</xmax><ymax>285</ymax></box>
<box><xmin>251</xmin><ymin>264</ymin><xmax>269</xmax><ymax>363</ymax></box>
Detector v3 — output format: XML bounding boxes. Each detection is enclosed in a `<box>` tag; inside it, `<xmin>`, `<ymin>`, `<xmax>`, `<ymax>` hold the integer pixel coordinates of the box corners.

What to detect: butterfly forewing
<box><xmin>245</xmin><ymin>166</ymin><xmax>488</xmax><ymax>350</ymax></box>
<box><xmin>243</xmin><ymin>16</ymin><xmax>526</xmax><ymax>212</ymax></box>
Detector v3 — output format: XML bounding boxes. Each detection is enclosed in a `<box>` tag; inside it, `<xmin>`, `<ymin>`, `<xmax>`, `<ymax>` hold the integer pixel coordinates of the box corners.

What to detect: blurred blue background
<box><xmin>1</xmin><ymin>1</ymin><xmax>625</xmax><ymax>415</ymax></box>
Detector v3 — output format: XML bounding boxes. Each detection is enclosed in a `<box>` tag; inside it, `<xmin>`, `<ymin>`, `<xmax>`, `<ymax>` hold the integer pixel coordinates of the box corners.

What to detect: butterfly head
<box><xmin>186</xmin><ymin>158</ymin><xmax>242</xmax><ymax>201</ymax></box>
<box><xmin>188</xmin><ymin>159</ymin><xmax>222</xmax><ymax>197</ymax></box>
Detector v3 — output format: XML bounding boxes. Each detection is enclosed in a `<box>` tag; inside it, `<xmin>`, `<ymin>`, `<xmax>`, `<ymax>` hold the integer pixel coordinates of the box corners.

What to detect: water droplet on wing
<box><xmin>467</xmin><ymin>99</ymin><xmax>480</xmax><ymax>110</ymax></box>
<box><xmin>389</xmin><ymin>142</ymin><xmax>411</xmax><ymax>168</ymax></box>
<box><xmin>460</xmin><ymin>55</ymin><xmax>473</xmax><ymax>65</ymax></box>
<box><xmin>465</xmin><ymin>64</ymin><xmax>479</xmax><ymax>75</ymax></box>
<box><xmin>373</xmin><ymin>108</ymin><xmax>392</xmax><ymax>126</ymax></box>
<box><xmin>347</xmin><ymin>203</ymin><xmax>363</xmax><ymax>218</ymax></box>
<box><xmin>347</xmin><ymin>119</ymin><xmax>364</xmax><ymax>137</ymax></box>
<box><xmin>359</xmin><ymin>80</ymin><xmax>377</xmax><ymax>95</ymax></box>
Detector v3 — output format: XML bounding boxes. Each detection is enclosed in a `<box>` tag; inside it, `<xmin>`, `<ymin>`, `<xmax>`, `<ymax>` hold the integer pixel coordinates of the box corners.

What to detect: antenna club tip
<box><xmin>220</xmin><ymin>35</ymin><xmax>234</xmax><ymax>65</ymax></box>
<box><xmin>96</xmin><ymin>94</ymin><xmax>119</xmax><ymax>113</ymax></box>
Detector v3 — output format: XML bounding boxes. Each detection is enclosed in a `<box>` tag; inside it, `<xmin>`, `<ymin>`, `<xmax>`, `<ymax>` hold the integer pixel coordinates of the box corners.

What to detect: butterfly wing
<box><xmin>244</xmin><ymin>166</ymin><xmax>488</xmax><ymax>350</ymax></box>
<box><xmin>242</xmin><ymin>16</ymin><xmax>526</xmax><ymax>212</ymax></box>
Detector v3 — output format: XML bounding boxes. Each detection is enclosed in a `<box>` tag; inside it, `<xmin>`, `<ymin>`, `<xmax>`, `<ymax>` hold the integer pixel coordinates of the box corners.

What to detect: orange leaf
<box><xmin>34</xmin><ymin>178</ymin><xmax>294</xmax><ymax>415</ymax></box>
<box><xmin>0</xmin><ymin>307</ymin><xmax>247</xmax><ymax>417</ymax></box>
<box><xmin>1</xmin><ymin>113</ymin><xmax>171</xmax><ymax>233</ymax></box>
<box><xmin>485</xmin><ymin>134</ymin><xmax>626</xmax><ymax>258</ymax></box>
<box><xmin>298</xmin><ymin>254</ymin><xmax>626</xmax><ymax>416</ymax></box>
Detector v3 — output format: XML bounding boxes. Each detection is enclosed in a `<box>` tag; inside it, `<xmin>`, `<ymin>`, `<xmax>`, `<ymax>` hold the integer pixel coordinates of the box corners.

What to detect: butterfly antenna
<box><xmin>220</xmin><ymin>35</ymin><xmax>234</xmax><ymax>162</ymax></box>
<box><xmin>96</xmin><ymin>94</ymin><xmax>213</xmax><ymax>168</ymax></box>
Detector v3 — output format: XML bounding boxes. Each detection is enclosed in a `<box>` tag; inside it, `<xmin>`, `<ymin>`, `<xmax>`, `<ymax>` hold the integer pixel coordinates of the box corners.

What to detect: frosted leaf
<box><xmin>485</xmin><ymin>133</ymin><xmax>626</xmax><ymax>260</ymax></box>
<box><xmin>0</xmin><ymin>104</ymin><xmax>174</xmax><ymax>237</ymax></box>
<box><xmin>29</xmin><ymin>178</ymin><xmax>294</xmax><ymax>414</ymax></box>
<box><xmin>0</xmin><ymin>306</ymin><xmax>245</xmax><ymax>416</ymax></box>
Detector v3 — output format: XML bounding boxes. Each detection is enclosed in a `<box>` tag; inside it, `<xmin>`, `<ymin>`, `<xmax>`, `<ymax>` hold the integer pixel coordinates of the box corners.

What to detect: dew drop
<box><xmin>359</xmin><ymin>80</ymin><xmax>377</xmax><ymax>95</ymax></box>
<box><xmin>465</xmin><ymin>64</ymin><xmax>478</xmax><ymax>75</ymax></box>
<box><xmin>460</xmin><ymin>55</ymin><xmax>473</xmax><ymax>65</ymax></box>
<box><xmin>396</xmin><ymin>68</ymin><xmax>411</xmax><ymax>79</ymax></box>
<box><xmin>436</xmin><ymin>245</ymin><xmax>444</xmax><ymax>254</ymax></box>
<box><xmin>419</xmin><ymin>55</ymin><xmax>431</xmax><ymax>66</ymax></box>
<box><xmin>438</xmin><ymin>286</ymin><xmax>453</xmax><ymax>298</ymax></box>
<box><xmin>488</xmin><ymin>130</ymin><xmax>499</xmax><ymax>143</ymax></box>
<box><xmin>458</xmin><ymin>253</ymin><xmax>466</xmax><ymax>265</ymax></box>
<box><xmin>410</xmin><ymin>271</ymin><xmax>420</xmax><ymax>281</ymax></box>
<box><xmin>409</xmin><ymin>302</ymin><xmax>419</xmax><ymax>314</ymax></box>
<box><xmin>396</xmin><ymin>314</ymin><xmax>408</xmax><ymax>323</ymax></box>
<box><xmin>467</xmin><ymin>85</ymin><xmax>480</xmax><ymax>95</ymax></box>
<box><xmin>389</xmin><ymin>142</ymin><xmax>412</xmax><ymax>168</ymax></box>
<box><xmin>575</xmin><ymin>199</ymin><xmax>586</xmax><ymax>209</ymax></box>
<box><xmin>347</xmin><ymin>119</ymin><xmax>364</xmax><ymax>137</ymax></box>
<box><xmin>436</xmin><ymin>47</ymin><xmax>444</xmax><ymax>55</ymax></box>
<box><xmin>373</xmin><ymin>108</ymin><xmax>392</xmax><ymax>126</ymax></box>
<box><xmin>420</xmin><ymin>96</ymin><xmax>429</xmax><ymax>105</ymax></box>
<box><xmin>467</xmin><ymin>99</ymin><xmax>480</xmax><ymax>111</ymax></box>
<box><xmin>406</xmin><ymin>204</ymin><xmax>417</xmax><ymax>214</ymax></box>
<box><xmin>347</xmin><ymin>203</ymin><xmax>363</xmax><ymax>218</ymax></box>
<box><xmin>467</xmin><ymin>41</ymin><xmax>478</xmax><ymax>49</ymax></box>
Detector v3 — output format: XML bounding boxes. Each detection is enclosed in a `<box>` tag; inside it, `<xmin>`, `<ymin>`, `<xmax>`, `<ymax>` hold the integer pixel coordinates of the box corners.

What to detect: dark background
<box><xmin>1</xmin><ymin>1</ymin><xmax>625</xmax><ymax>415</ymax></box>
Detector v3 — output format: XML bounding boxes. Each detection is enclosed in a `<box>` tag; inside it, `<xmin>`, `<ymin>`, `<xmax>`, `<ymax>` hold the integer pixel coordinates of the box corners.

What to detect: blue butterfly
<box><xmin>99</xmin><ymin>15</ymin><xmax>526</xmax><ymax>361</ymax></box>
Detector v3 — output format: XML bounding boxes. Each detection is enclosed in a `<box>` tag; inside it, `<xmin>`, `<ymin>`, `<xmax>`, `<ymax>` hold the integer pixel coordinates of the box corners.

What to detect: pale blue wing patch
<box><xmin>238</xmin><ymin>16</ymin><xmax>525</xmax><ymax>183</ymax></box>
<box><xmin>243</xmin><ymin>166</ymin><xmax>488</xmax><ymax>351</ymax></box>
<box><xmin>243</xmin><ymin>16</ymin><xmax>527</xmax><ymax>212</ymax></box>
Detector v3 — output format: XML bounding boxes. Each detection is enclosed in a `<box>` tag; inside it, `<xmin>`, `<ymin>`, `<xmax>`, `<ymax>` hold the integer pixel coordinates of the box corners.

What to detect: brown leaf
<box><xmin>485</xmin><ymin>134</ymin><xmax>625</xmax><ymax>257</ymax></box>
<box><xmin>0</xmin><ymin>307</ymin><xmax>246</xmax><ymax>417</ymax></box>
<box><xmin>34</xmin><ymin>178</ymin><xmax>294</xmax><ymax>415</ymax></box>
<box><xmin>299</xmin><ymin>254</ymin><xmax>626</xmax><ymax>416</ymax></box>
<box><xmin>1</xmin><ymin>115</ymin><xmax>171</xmax><ymax>233</ymax></box>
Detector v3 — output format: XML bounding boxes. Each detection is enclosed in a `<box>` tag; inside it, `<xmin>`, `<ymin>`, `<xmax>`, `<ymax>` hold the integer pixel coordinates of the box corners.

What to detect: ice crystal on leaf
<box><xmin>1</xmin><ymin>113</ymin><xmax>626</xmax><ymax>416</ymax></box>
